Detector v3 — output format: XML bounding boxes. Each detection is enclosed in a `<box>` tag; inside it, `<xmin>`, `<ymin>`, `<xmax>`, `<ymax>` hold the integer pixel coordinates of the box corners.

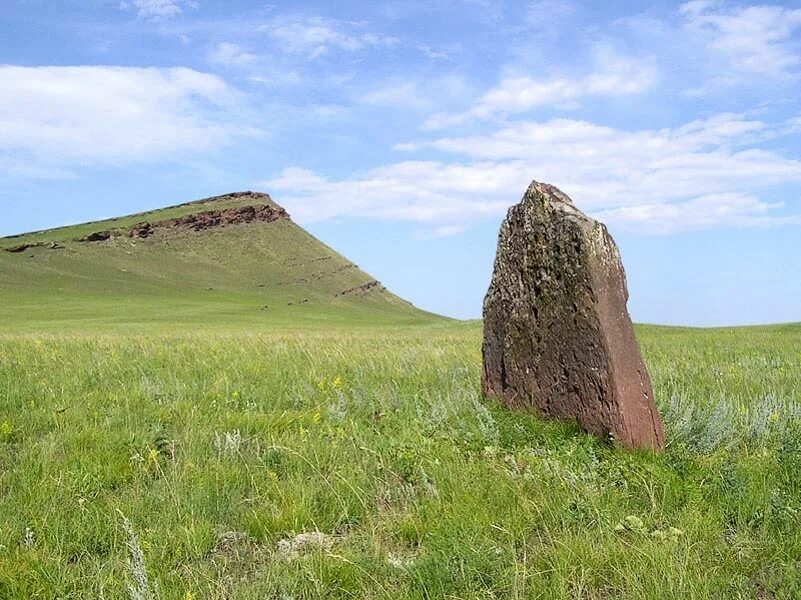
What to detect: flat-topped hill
<box><xmin>0</xmin><ymin>191</ymin><xmax>441</xmax><ymax>331</ymax></box>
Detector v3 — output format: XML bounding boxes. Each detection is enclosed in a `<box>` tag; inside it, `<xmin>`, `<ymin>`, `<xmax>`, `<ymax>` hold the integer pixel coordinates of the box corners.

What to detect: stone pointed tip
<box><xmin>525</xmin><ymin>180</ymin><xmax>574</xmax><ymax>205</ymax></box>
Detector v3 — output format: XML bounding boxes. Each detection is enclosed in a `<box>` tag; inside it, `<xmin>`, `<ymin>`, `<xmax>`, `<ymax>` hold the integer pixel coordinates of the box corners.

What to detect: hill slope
<box><xmin>0</xmin><ymin>191</ymin><xmax>439</xmax><ymax>331</ymax></box>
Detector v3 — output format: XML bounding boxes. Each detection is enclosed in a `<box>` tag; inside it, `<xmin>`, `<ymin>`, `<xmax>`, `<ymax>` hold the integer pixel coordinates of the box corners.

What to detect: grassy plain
<box><xmin>1</xmin><ymin>322</ymin><xmax>800</xmax><ymax>599</ymax></box>
<box><xmin>1</xmin><ymin>195</ymin><xmax>799</xmax><ymax>597</ymax></box>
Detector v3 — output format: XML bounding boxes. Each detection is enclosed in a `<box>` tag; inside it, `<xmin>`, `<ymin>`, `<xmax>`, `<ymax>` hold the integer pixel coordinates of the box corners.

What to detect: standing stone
<box><xmin>482</xmin><ymin>181</ymin><xmax>664</xmax><ymax>450</ymax></box>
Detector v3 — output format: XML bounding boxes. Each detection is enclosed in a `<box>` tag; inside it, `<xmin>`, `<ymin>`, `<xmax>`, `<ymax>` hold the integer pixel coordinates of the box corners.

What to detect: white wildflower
<box><xmin>387</xmin><ymin>552</ymin><xmax>414</xmax><ymax>569</ymax></box>
<box><xmin>23</xmin><ymin>527</ymin><xmax>34</xmax><ymax>549</ymax></box>
<box><xmin>214</xmin><ymin>430</ymin><xmax>242</xmax><ymax>455</ymax></box>
<box><xmin>276</xmin><ymin>531</ymin><xmax>335</xmax><ymax>561</ymax></box>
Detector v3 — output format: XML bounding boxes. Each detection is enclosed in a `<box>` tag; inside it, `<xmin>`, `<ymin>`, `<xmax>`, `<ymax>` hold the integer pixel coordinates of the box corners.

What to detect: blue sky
<box><xmin>1</xmin><ymin>0</ymin><xmax>800</xmax><ymax>325</ymax></box>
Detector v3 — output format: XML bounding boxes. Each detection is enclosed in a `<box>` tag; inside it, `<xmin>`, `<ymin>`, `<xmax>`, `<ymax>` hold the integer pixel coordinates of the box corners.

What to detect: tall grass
<box><xmin>0</xmin><ymin>323</ymin><xmax>799</xmax><ymax>598</ymax></box>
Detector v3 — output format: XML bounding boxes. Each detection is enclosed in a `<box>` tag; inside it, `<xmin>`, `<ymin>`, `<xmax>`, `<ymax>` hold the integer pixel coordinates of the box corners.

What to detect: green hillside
<box><xmin>0</xmin><ymin>191</ymin><xmax>440</xmax><ymax>331</ymax></box>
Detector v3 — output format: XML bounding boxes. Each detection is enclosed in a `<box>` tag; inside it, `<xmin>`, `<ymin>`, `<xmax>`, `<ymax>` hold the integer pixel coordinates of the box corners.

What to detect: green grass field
<box><xmin>1</xmin><ymin>323</ymin><xmax>800</xmax><ymax>598</ymax></box>
<box><xmin>1</xmin><ymin>194</ymin><xmax>800</xmax><ymax>598</ymax></box>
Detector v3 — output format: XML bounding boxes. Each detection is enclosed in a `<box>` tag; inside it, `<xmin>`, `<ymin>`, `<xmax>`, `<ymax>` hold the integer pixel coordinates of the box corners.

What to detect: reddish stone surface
<box><xmin>75</xmin><ymin>196</ymin><xmax>289</xmax><ymax>243</ymax></box>
<box><xmin>481</xmin><ymin>181</ymin><xmax>664</xmax><ymax>450</ymax></box>
<box><xmin>4</xmin><ymin>242</ymin><xmax>44</xmax><ymax>253</ymax></box>
<box><xmin>160</xmin><ymin>204</ymin><xmax>288</xmax><ymax>232</ymax></box>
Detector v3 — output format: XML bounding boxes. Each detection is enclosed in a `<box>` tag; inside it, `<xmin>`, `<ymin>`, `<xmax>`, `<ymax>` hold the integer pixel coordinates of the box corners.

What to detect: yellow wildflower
<box><xmin>0</xmin><ymin>420</ymin><xmax>12</xmax><ymax>442</ymax></box>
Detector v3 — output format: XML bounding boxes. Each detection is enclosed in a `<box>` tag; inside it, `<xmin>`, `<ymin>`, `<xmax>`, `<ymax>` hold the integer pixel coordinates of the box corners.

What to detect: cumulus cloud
<box><xmin>0</xmin><ymin>65</ymin><xmax>257</xmax><ymax>171</ymax></box>
<box><xmin>262</xmin><ymin>112</ymin><xmax>801</xmax><ymax>234</ymax></box>
<box><xmin>680</xmin><ymin>1</ymin><xmax>801</xmax><ymax>76</ymax></box>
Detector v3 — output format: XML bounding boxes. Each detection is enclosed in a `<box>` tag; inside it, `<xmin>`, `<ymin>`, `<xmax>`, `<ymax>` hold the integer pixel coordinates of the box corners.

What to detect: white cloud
<box><xmin>0</xmin><ymin>157</ymin><xmax>77</xmax><ymax>180</ymax></box>
<box><xmin>426</xmin><ymin>113</ymin><xmax>801</xmax><ymax>225</ymax></box>
<box><xmin>0</xmin><ymin>65</ymin><xmax>257</xmax><ymax>171</ymax></box>
<box><xmin>680</xmin><ymin>1</ymin><xmax>801</xmax><ymax>76</ymax></box>
<box><xmin>120</xmin><ymin>0</ymin><xmax>197</xmax><ymax>20</ymax></box>
<box><xmin>261</xmin><ymin>162</ymin><xmax>518</xmax><ymax>225</ymax></box>
<box><xmin>595</xmin><ymin>193</ymin><xmax>801</xmax><ymax>233</ymax></box>
<box><xmin>432</xmin><ymin>224</ymin><xmax>468</xmax><ymax>237</ymax></box>
<box><xmin>423</xmin><ymin>51</ymin><xmax>657</xmax><ymax>129</ymax></box>
<box><xmin>260</xmin><ymin>15</ymin><xmax>399</xmax><ymax>59</ymax></box>
<box><xmin>417</xmin><ymin>45</ymin><xmax>450</xmax><ymax>60</ymax></box>
<box><xmin>526</xmin><ymin>0</ymin><xmax>574</xmax><ymax>27</ymax></box>
<box><xmin>417</xmin><ymin>113</ymin><xmax>771</xmax><ymax>164</ymax></box>
<box><xmin>362</xmin><ymin>82</ymin><xmax>426</xmax><ymax>108</ymax></box>
<box><xmin>208</xmin><ymin>42</ymin><xmax>257</xmax><ymax>67</ymax></box>
<box><xmin>360</xmin><ymin>75</ymin><xmax>472</xmax><ymax>111</ymax></box>
<box><xmin>261</xmin><ymin>112</ymin><xmax>801</xmax><ymax>234</ymax></box>
<box><xmin>788</xmin><ymin>116</ymin><xmax>801</xmax><ymax>133</ymax></box>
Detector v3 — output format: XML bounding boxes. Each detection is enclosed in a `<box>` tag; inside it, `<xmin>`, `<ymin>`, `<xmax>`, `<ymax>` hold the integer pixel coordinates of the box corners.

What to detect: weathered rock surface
<box><xmin>76</xmin><ymin>200</ymin><xmax>289</xmax><ymax>243</ymax></box>
<box><xmin>481</xmin><ymin>181</ymin><xmax>664</xmax><ymax>450</ymax></box>
<box><xmin>157</xmin><ymin>203</ymin><xmax>288</xmax><ymax>233</ymax></box>
<box><xmin>4</xmin><ymin>242</ymin><xmax>44</xmax><ymax>253</ymax></box>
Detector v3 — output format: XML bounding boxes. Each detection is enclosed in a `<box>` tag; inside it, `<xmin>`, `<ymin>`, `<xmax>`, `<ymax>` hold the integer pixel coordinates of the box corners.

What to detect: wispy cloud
<box><xmin>595</xmin><ymin>193</ymin><xmax>801</xmax><ymax>233</ymax></box>
<box><xmin>525</xmin><ymin>0</ymin><xmax>574</xmax><ymax>28</ymax></box>
<box><xmin>417</xmin><ymin>44</ymin><xmax>450</xmax><ymax>60</ymax></box>
<box><xmin>207</xmin><ymin>42</ymin><xmax>257</xmax><ymax>67</ymax></box>
<box><xmin>359</xmin><ymin>75</ymin><xmax>472</xmax><ymax>111</ymax></box>
<box><xmin>9</xmin><ymin>0</ymin><xmax>801</xmax><ymax>239</ymax></box>
<box><xmin>680</xmin><ymin>1</ymin><xmax>801</xmax><ymax>77</ymax></box>
<box><xmin>120</xmin><ymin>0</ymin><xmax>198</xmax><ymax>20</ymax></box>
<box><xmin>260</xmin><ymin>162</ymin><xmax>515</xmax><ymax>226</ymax></box>
<box><xmin>260</xmin><ymin>15</ymin><xmax>399</xmax><ymax>59</ymax></box>
<box><xmin>0</xmin><ymin>65</ymin><xmax>257</xmax><ymax>171</ymax></box>
<box><xmin>262</xmin><ymin>112</ymin><xmax>801</xmax><ymax>234</ymax></box>
<box><xmin>423</xmin><ymin>50</ymin><xmax>657</xmax><ymax>129</ymax></box>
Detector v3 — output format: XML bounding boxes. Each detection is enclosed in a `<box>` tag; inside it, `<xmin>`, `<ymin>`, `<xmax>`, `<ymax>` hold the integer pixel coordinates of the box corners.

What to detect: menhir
<box><xmin>481</xmin><ymin>181</ymin><xmax>664</xmax><ymax>450</ymax></box>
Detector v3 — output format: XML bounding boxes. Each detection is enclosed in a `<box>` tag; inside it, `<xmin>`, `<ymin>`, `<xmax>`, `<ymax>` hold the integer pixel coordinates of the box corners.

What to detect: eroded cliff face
<box><xmin>75</xmin><ymin>192</ymin><xmax>289</xmax><ymax>242</ymax></box>
<box><xmin>482</xmin><ymin>181</ymin><xmax>664</xmax><ymax>450</ymax></box>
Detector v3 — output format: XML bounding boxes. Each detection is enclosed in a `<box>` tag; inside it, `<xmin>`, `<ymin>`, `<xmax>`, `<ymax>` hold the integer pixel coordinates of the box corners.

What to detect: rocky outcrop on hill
<box><xmin>481</xmin><ymin>181</ymin><xmax>664</xmax><ymax>450</ymax></box>
<box><xmin>77</xmin><ymin>231</ymin><xmax>112</xmax><ymax>242</ymax></box>
<box><xmin>337</xmin><ymin>280</ymin><xmax>384</xmax><ymax>297</ymax></box>
<box><xmin>158</xmin><ymin>204</ymin><xmax>288</xmax><ymax>233</ymax></box>
<box><xmin>4</xmin><ymin>242</ymin><xmax>45</xmax><ymax>253</ymax></box>
<box><xmin>75</xmin><ymin>195</ymin><xmax>289</xmax><ymax>243</ymax></box>
<box><xmin>4</xmin><ymin>241</ymin><xmax>63</xmax><ymax>253</ymax></box>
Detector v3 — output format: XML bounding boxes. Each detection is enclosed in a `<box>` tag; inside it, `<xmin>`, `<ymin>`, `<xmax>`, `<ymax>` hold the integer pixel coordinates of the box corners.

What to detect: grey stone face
<box><xmin>482</xmin><ymin>181</ymin><xmax>664</xmax><ymax>450</ymax></box>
